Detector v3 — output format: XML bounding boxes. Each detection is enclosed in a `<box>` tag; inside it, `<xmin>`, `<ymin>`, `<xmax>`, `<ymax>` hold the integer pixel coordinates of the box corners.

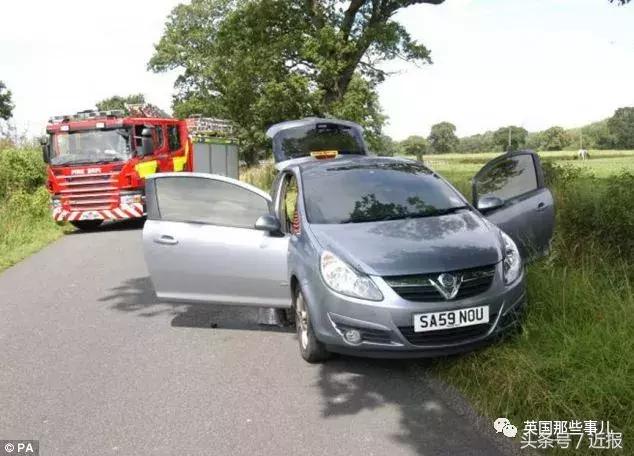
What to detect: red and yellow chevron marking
<box><xmin>52</xmin><ymin>203</ymin><xmax>144</xmax><ymax>222</ymax></box>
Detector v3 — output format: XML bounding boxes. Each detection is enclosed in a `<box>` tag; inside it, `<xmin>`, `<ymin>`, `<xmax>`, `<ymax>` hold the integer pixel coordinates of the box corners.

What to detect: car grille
<box><xmin>57</xmin><ymin>172</ymin><xmax>120</xmax><ymax>211</ymax></box>
<box><xmin>398</xmin><ymin>310</ymin><xmax>498</xmax><ymax>346</ymax></box>
<box><xmin>384</xmin><ymin>264</ymin><xmax>497</xmax><ymax>302</ymax></box>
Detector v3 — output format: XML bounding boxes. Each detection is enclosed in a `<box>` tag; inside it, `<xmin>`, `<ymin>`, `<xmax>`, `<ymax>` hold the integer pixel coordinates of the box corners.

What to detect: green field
<box><xmin>419</xmin><ymin>149</ymin><xmax>634</xmax><ymax>182</ymax></box>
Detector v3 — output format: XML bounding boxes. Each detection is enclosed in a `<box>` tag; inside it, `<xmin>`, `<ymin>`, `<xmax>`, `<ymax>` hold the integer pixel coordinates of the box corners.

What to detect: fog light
<box><xmin>344</xmin><ymin>329</ymin><xmax>362</xmax><ymax>345</ymax></box>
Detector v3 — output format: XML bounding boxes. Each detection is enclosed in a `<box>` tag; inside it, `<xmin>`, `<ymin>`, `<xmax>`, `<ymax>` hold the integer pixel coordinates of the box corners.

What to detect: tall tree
<box><xmin>96</xmin><ymin>94</ymin><xmax>146</xmax><ymax>112</ymax></box>
<box><xmin>540</xmin><ymin>126</ymin><xmax>571</xmax><ymax>151</ymax></box>
<box><xmin>400</xmin><ymin>135</ymin><xmax>427</xmax><ymax>160</ymax></box>
<box><xmin>150</xmin><ymin>0</ymin><xmax>445</xmax><ymax>163</ymax></box>
<box><xmin>607</xmin><ymin>107</ymin><xmax>634</xmax><ymax>149</ymax></box>
<box><xmin>493</xmin><ymin>126</ymin><xmax>528</xmax><ymax>152</ymax></box>
<box><xmin>0</xmin><ymin>81</ymin><xmax>14</xmax><ymax>120</ymax></box>
<box><xmin>427</xmin><ymin>122</ymin><xmax>458</xmax><ymax>153</ymax></box>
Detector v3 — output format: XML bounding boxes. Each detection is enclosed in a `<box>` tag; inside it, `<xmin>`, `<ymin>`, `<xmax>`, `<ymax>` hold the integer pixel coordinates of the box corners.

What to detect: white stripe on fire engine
<box><xmin>113</xmin><ymin>208</ymin><xmax>129</xmax><ymax>219</ymax></box>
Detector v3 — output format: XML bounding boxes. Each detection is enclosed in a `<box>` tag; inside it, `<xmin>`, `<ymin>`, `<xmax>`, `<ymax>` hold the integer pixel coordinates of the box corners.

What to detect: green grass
<box><xmin>426</xmin><ymin>163</ymin><xmax>634</xmax><ymax>454</ymax></box>
<box><xmin>0</xmin><ymin>148</ymin><xmax>68</xmax><ymax>272</ymax></box>
<box><xmin>0</xmin><ymin>187</ymin><xmax>67</xmax><ymax>271</ymax></box>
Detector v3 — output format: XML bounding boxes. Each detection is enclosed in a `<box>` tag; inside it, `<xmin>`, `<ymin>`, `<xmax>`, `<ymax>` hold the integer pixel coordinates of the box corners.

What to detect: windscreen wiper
<box><xmin>341</xmin><ymin>206</ymin><xmax>470</xmax><ymax>224</ymax></box>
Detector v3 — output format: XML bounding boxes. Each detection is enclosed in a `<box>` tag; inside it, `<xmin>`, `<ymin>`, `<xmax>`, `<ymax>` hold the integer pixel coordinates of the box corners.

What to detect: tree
<box><xmin>96</xmin><ymin>94</ymin><xmax>146</xmax><ymax>112</ymax></box>
<box><xmin>492</xmin><ymin>126</ymin><xmax>528</xmax><ymax>152</ymax></box>
<box><xmin>607</xmin><ymin>107</ymin><xmax>634</xmax><ymax>149</ymax></box>
<box><xmin>400</xmin><ymin>135</ymin><xmax>427</xmax><ymax>160</ymax></box>
<box><xmin>149</xmin><ymin>0</ymin><xmax>446</xmax><ymax>163</ymax></box>
<box><xmin>373</xmin><ymin>134</ymin><xmax>399</xmax><ymax>157</ymax></box>
<box><xmin>427</xmin><ymin>122</ymin><xmax>458</xmax><ymax>153</ymax></box>
<box><xmin>0</xmin><ymin>81</ymin><xmax>14</xmax><ymax>120</ymax></box>
<box><xmin>540</xmin><ymin>126</ymin><xmax>571</xmax><ymax>151</ymax></box>
<box><xmin>458</xmin><ymin>132</ymin><xmax>495</xmax><ymax>153</ymax></box>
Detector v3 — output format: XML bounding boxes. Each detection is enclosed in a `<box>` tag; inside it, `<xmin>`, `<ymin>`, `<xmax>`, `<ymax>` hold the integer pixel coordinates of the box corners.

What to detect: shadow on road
<box><xmin>316</xmin><ymin>357</ymin><xmax>502</xmax><ymax>456</ymax></box>
<box><xmin>99</xmin><ymin>279</ymin><xmax>502</xmax><ymax>455</ymax></box>
<box><xmin>99</xmin><ymin>276</ymin><xmax>292</xmax><ymax>333</ymax></box>
<box><xmin>66</xmin><ymin>218</ymin><xmax>146</xmax><ymax>235</ymax></box>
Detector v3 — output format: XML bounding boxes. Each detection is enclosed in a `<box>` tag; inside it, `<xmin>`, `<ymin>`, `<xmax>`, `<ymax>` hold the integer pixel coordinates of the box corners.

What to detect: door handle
<box><xmin>536</xmin><ymin>202</ymin><xmax>546</xmax><ymax>212</ymax></box>
<box><xmin>154</xmin><ymin>235</ymin><xmax>178</xmax><ymax>245</ymax></box>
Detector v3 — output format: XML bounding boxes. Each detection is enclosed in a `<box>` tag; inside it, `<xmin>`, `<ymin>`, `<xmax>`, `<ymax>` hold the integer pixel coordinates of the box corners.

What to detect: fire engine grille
<box><xmin>57</xmin><ymin>172</ymin><xmax>120</xmax><ymax>211</ymax></box>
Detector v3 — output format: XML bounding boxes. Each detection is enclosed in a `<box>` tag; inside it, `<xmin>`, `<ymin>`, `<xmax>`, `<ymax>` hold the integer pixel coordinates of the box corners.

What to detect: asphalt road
<box><xmin>0</xmin><ymin>221</ymin><xmax>514</xmax><ymax>456</ymax></box>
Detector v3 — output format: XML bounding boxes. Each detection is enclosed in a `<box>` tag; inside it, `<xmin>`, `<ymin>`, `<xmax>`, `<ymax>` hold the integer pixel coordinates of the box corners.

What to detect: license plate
<box><xmin>413</xmin><ymin>306</ymin><xmax>489</xmax><ymax>333</ymax></box>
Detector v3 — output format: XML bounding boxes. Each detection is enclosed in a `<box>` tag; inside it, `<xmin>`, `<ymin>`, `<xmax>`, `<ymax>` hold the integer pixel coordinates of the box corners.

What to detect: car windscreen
<box><xmin>302</xmin><ymin>161</ymin><xmax>468</xmax><ymax>224</ymax></box>
<box><xmin>273</xmin><ymin>123</ymin><xmax>365</xmax><ymax>162</ymax></box>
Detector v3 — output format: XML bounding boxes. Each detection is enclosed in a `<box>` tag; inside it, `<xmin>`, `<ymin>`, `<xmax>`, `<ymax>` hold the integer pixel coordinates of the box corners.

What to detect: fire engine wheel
<box><xmin>70</xmin><ymin>220</ymin><xmax>103</xmax><ymax>231</ymax></box>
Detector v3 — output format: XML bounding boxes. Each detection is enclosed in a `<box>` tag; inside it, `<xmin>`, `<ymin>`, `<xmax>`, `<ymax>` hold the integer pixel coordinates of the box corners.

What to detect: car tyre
<box><xmin>295</xmin><ymin>288</ymin><xmax>330</xmax><ymax>363</ymax></box>
<box><xmin>71</xmin><ymin>220</ymin><xmax>103</xmax><ymax>231</ymax></box>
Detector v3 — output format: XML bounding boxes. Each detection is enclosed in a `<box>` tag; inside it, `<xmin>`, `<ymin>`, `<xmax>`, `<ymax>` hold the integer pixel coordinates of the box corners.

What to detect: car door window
<box><xmin>155</xmin><ymin>126</ymin><xmax>164</xmax><ymax>150</ymax></box>
<box><xmin>168</xmin><ymin>126</ymin><xmax>181</xmax><ymax>152</ymax></box>
<box><xmin>277</xmin><ymin>174</ymin><xmax>299</xmax><ymax>234</ymax></box>
<box><xmin>474</xmin><ymin>154</ymin><xmax>538</xmax><ymax>203</ymax></box>
<box><xmin>154</xmin><ymin>176</ymin><xmax>269</xmax><ymax>228</ymax></box>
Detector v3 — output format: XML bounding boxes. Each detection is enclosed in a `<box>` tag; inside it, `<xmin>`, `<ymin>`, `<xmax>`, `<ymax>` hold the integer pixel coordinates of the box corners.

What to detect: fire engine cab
<box><xmin>41</xmin><ymin>105</ymin><xmax>193</xmax><ymax>230</ymax></box>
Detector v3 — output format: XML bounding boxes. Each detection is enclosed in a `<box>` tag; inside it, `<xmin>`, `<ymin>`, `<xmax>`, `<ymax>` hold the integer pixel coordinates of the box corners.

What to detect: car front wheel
<box><xmin>295</xmin><ymin>288</ymin><xmax>330</xmax><ymax>363</ymax></box>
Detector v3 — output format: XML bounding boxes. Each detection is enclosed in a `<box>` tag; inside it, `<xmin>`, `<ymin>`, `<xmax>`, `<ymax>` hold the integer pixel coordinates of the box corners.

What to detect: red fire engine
<box><xmin>42</xmin><ymin>105</ymin><xmax>193</xmax><ymax>230</ymax></box>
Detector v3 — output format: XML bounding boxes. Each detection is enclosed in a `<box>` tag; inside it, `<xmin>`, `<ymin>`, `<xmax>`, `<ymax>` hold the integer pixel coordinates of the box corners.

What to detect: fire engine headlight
<box><xmin>51</xmin><ymin>197</ymin><xmax>61</xmax><ymax>208</ymax></box>
<box><xmin>120</xmin><ymin>192</ymin><xmax>143</xmax><ymax>206</ymax></box>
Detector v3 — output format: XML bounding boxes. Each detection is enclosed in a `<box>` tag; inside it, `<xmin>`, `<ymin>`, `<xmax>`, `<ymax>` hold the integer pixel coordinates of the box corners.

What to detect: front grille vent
<box><xmin>384</xmin><ymin>264</ymin><xmax>496</xmax><ymax>302</ymax></box>
<box><xmin>57</xmin><ymin>172</ymin><xmax>120</xmax><ymax>211</ymax></box>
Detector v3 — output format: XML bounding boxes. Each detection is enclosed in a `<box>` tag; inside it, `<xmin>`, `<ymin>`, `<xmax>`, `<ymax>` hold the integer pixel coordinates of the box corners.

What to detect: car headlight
<box><xmin>320</xmin><ymin>251</ymin><xmax>383</xmax><ymax>301</ymax></box>
<box><xmin>120</xmin><ymin>192</ymin><xmax>143</xmax><ymax>205</ymax></box>
<box><xmin>501</xmin><ymin>231</ymin><xmax>522</xmax><ymax>285</ymax></box>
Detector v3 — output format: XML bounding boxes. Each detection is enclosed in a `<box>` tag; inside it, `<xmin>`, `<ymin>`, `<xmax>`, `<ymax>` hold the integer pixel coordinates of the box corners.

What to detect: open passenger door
<box><xmin>472</xmin><ymin>151</ymin><xmax>555</xmax><ymax>261</ymax></box>
<box><xmin>142</xmin><ymin>173</ymin><xmax>290</xmax><ymax>308</ymax></box>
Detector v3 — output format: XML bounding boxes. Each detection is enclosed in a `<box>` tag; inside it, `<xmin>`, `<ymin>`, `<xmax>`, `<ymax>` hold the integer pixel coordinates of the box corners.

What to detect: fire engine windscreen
<box><xmin>275</xmin><ymin>123</ymin><xmax>365</xmax><ymax>161</ymax></box>
<box><xmin>50</xmin><ymin>128</ymin><xmax>131</xmax><ymax>166</ymax></box>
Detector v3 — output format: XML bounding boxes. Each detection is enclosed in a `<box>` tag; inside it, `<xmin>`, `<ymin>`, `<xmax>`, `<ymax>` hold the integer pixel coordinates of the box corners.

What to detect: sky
<box><xmin>1</xmin><ymin>0</ymin><xmax>633</xmax><ymax>140</ymax></box>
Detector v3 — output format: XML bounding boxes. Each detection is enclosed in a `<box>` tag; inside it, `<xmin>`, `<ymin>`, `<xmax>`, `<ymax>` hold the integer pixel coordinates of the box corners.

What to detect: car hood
<box><xmin>309</xmin><ymin>211</ymin><xmax>502</xmax><ymax>276</ymax></box>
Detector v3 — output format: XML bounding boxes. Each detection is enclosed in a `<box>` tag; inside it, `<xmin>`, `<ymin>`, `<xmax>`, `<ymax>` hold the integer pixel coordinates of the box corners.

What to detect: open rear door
<box><xmin>472</xmin><ymin>151</ymin><xmax>555</xmax><ymax>261</ymax></box>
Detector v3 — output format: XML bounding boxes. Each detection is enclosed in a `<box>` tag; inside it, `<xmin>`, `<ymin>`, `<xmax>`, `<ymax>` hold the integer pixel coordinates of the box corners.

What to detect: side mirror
<box><xmin>476</xmin><ymin>196</ymin><xmax>504</xmax><ymax>213</ymax></box>
<box><xmin>255</xmin><ymin>214</ymin><xmax>281</xmax><ymax>233</ymax></box>
<box><xmin>140</xmin><ymin>127</ymin><xmax>154</xmax><ymax>157</ymax></box>
<box><xmin>40</xmin><ymin>136</ymin><xmax>50</xmax><ymax>164</ymax></box>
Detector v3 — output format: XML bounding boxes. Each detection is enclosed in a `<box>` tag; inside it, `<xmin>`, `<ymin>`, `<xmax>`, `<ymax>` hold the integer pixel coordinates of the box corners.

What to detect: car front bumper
<box><xmin>300</xmin><ymin>263</ymin><xmax>526</xmax><ymax>358</ymax></box>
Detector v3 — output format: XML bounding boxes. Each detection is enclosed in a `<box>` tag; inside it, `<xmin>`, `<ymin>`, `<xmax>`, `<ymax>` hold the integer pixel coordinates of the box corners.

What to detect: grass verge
<box><xmin>0</xmin><ymin>188</ymin><xmax>67</xmax><ymax>271</ymax></box>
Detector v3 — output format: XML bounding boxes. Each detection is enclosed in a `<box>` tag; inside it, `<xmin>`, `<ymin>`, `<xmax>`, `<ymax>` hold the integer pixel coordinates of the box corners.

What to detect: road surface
<box><xmin>0</xmin><ymin>221</ymin><xmax>514</xmax><ymax>455</ymax></box>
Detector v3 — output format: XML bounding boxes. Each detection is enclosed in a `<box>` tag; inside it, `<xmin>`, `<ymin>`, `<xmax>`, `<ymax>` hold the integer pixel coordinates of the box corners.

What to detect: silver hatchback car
<box><xmin>143</xmin><ymin>118</ymin><xmax>554</xmax><ymax>362</ymax></box>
